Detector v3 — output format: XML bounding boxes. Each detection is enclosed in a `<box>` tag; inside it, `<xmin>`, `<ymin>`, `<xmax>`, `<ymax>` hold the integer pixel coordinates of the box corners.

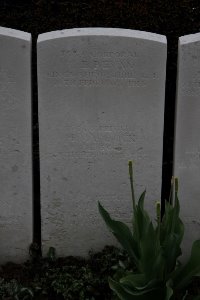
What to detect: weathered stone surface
<box><xmin>0</xmin><ymin>27</ymin><xmax>32</xmax><ymax>263</ymax></box>
<box><xmin>174</xmin><ymin>33</ymin><xmax>200</xmax><ymax>258</ymax></box>
<box><xmin>38</xmin><ymin>28</ymin><xmax>167</xmax><ymax>257</ymax></box>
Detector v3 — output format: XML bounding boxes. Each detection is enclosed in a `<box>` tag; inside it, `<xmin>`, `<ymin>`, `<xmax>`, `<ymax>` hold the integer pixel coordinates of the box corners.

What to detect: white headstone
<box><xmin>38</xmin><ymin>28</ymin><xmax>167</xmax><ymax>257</ymax></box>
<box><xmin>174</xmin><ymin>33</ymin><xmax>200</xmax><ymax>259</ymax></box>
<box><xmin>0</xmin><ymin>27</ymin><xmax>32</xmax><ymax>263</ymax></box>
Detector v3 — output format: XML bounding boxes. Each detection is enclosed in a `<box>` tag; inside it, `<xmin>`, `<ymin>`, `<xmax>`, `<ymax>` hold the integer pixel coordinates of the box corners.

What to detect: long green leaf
<box><xmin>132</xmin><ymin>195</ymin><xmax>165</xmax><ymax>279</ymax></box>
<box><xmin>138</xmin><ymin>220</ymin><xmax>164</xmax><ymax>280</ymax></box>
<box><xmin>165</xmin><ymin>280</ymin><xmax>173</xmax><ymax>300</ymax></box>
<box><xmin>109</xmin><ymin>277</ymin><xmax>164</xmax><ymax>299</ymax></box>
<box><xmin>98</xmin><ymin>201</ymin><xmax>139</xmax><ymax>265</ymax></box>
<box><xmin>132</xmin><ymin>203</ymin><xmax>151</xmax><ymax>247</ymax></box>
<box><xmin>109</xmin><ymin>277</ymin><xmax>138</xmax><ymax>300</ymax></box>
<box><xmin>120</xmin><ymin>273</ymin><xmax>146</xmax><ymax>288</ymax></box>
<box><xmin>120</xmin><ymin>275</ymin><xmax>162</xmax><ymax>292</ymax></box>
<box><xmin>138</xmin><ymin>191</ymin><xmax>146</xmax><ymax>210</ymax></box>
<box><xmin>171</xmin><ymin>240</ymin><xmax>200</xmax><ymax>290</ymax></box>
<box><xmin>182</xmin><ymin>290</ymin><xmax>189</xmax><ymax>300</ymax></box>
<box><xmin>160</xmin><ymin>198</ymin><xmax>184</xmax><ymax>275</ymax></box>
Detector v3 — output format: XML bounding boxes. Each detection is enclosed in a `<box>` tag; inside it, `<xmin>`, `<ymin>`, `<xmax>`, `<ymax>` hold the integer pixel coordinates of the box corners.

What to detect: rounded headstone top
<box><xmin>0</xmin><ymin>27</ymin><xmax>31</xmax><ymax>41</ymax></box>
<box><xmin>179</xmin><ymin>32</ymin><xmax>200</xmax><ymax>45</ymax></box>
<box><xmin>38</xmin><ymin>27</ymin><xmax>166</xmax><ymax>44</ymax></box>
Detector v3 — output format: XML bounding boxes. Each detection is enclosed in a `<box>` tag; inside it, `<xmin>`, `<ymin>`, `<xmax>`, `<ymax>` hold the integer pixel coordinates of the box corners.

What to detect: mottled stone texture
<box><xmin>174</xmin><ymin>33</ymin><xmax>200</xmax><ymax>259</ymax></box>
<box><xmin>0</xmin><ymin>27</ymin><xmax>32</xmax><ymax>263</ymax></box>
<box><xmin>38</xmin><ymin>28</ymin><xmax>167</xmax><ymax>257</ymax></box>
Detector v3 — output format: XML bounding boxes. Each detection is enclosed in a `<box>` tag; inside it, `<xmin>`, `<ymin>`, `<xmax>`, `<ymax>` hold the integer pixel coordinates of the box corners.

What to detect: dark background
<box><xmin>0</xmin><ymin>0</ymin><xmax>200</xmax><ymax>247</ymax></box>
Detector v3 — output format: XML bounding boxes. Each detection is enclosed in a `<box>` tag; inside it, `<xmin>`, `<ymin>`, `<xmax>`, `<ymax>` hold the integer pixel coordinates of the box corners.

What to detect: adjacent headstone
<box><xmin>38</xmin><ymin>28</ymin><xmax>167</xmax><ymax>257</ymax></box>
<box><xmin>174</xmin><ymin>33</ymin><xmax>200</xmax><ymax>259</ymax></box>
<box><xmin>0</xmin><ymin>27</ymin><xmax>32</xmax><ymax>263</ymax></box>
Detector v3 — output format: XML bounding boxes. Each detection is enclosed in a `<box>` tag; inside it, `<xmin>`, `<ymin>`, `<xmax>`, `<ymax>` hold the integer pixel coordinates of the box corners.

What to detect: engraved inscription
<box><xmin>50</xmin><ymin>78</ymin><xmax>148</xmax><ymax>88</ymax></box>
<box><xmin>61</xmin><ymin>49</ymin><xmax>137</xmax><ymax>58</ymax></box>
<box><xmin>50</xmin><ymin>124</ymin><xmax>146</xmax><ymax>162</ymax></box>
<box><xmin>44</xmin><ymin>48</ymin><xmax>156</xmax><ymax>88</ymax></box>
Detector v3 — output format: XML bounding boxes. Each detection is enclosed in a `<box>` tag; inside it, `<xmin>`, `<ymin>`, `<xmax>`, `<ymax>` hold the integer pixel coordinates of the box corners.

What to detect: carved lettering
<box><xmin>43</xmin><ymin>48</ymin><xmax>155</xmax><ymax>88</ymax></box>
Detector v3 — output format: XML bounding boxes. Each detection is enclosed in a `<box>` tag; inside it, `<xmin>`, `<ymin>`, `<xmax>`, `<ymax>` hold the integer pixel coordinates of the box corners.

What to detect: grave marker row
<box><xmin>0</xmin><ymin>27</ymin><xmax>199</xmax><ymax>262</ymax></box>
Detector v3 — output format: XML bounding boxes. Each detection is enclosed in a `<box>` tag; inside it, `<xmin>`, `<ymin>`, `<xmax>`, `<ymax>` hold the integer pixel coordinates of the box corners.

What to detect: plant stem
<box><xmin>174</xmin><ymin>177</ymin><xmax>179</xmax><ymax>205</ymax></box>
<box><xmin>156</xmin><ymin>201</ymin><xmax>161</xmax><ymax>236</ymax></box>
<box><xmin>169</xmin><ymin>176</ymin><xmax>174</xmax><ymax>206</ymax></box>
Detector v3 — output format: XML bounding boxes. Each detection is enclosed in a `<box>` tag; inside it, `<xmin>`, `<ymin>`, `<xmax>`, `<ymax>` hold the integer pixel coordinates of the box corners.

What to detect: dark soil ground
<box><xmin>0</xmin><ymin>1</ymin><xmax>200</xmax><ymax>299</ymax></box>
<box><xmin>0</xmin><ymin>246</ymin><xmax>199</xmax><ymax>299</ymax></box>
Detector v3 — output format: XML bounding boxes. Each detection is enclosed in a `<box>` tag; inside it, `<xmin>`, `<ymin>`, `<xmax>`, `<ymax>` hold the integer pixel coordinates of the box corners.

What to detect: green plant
<box><xmin>0</xmin><ymin>278</ymin><xmax>33</xmax><ymax>300</ymax></box>
<box><xmin>23</xmin><ymin>245</ymin><xmax>126</xmax><ymax>299</ymax></box>
<box><xmin>47</xmin><ymin>246</ymin><xmax>56</xmax><ymax>262</ymax></box>
<box><xmin>98</xmin><ymin>161</ymin><xmax>200</xmax><ymax>300</ymax></box>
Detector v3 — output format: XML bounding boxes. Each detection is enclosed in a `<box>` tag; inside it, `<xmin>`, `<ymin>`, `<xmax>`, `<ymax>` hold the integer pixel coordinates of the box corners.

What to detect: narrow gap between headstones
<box><xmin>32</xmin><ymin>34</ymin><xmax>41</xmax><ymax>255</ymax></box>
<box><xmin>161</xmin><ymin>40</ymin><xmax>178</xmax><ymax>217</ymax></box>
